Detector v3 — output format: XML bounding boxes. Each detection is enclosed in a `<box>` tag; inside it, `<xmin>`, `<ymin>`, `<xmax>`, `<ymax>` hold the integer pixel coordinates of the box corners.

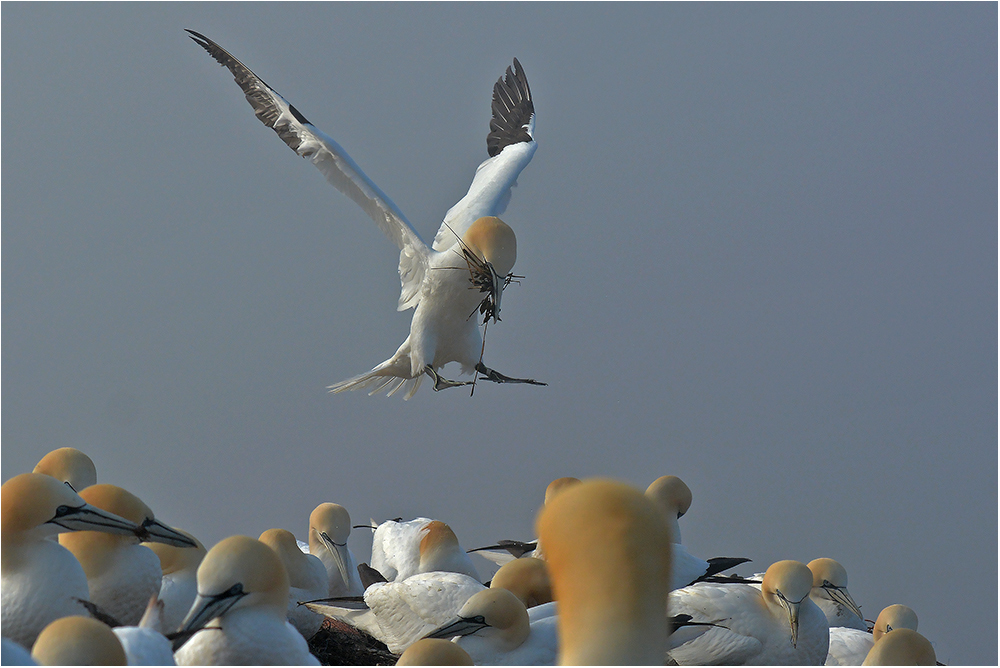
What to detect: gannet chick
<box><xmin>173</xmin><ymin>535</ymin><xmax>319</xmax><ymax>665</ymax></box>
<box><xmin>667</xmin><ymin>559</ymin><xmax>829</xmax><ymax>665</ymax></box>
<box><xmin>862</xmin><ymin>628</ymin><xmax>936</xmax><ymax>666</ymax></box>
<box><xmin>807</xmin><ymin>558</ymin><xmax>866</xmax><ymax>630</ymax></box>
<box><xmin>397</xmin><ymin>638</ymin><xmax>474</xmax><ymax>666</ymax></box>
<box><xmin>187</xmin><ymin>31</ymin><xmax>543</xmax><ymax>398</ymax></box>
<box><xmin>112</xmin><ymin>596</ymin><xmax>176</xmax><ymax>665</ymax></box>
<box><xmin>1</xmin><ymin>473</ymin><xmax>141</xmax><ymax>648</ymax></box>
<box><xmin>308</xmin><ymin>503</ymin><xmax>363</xmax><ymax>597</ymax></box>
<box><xmin>827</xmin><ymin>604</ymin><xmax>920</xmax><ymax>667</ymax></box>
<box><xmin>30</xmin><ymin>616</ymin><xmax>127</xmax><ymax>666</ymax></box>
<box><xmin>490</xmin><ymin>557</ymin><xmax>552</xmax><ymax>608</ymax></box>
<box><xmin>58</xmin><ymin>484</ymin><xmax>196</xmax><ymax>626</ymax></box>
<box><xmin>143</xmin><ymin>529</ymin><xmax>206</xmax><ymax>634</ymax></box>
<box><xmin>370</xmin><ymin>518</ymin><xmax>479</xmax><ymax>582</ymax></box>
<box><xmin>467</xmin><ymin>476</ymin><xmax>581</xmax><ymax>565</ymax></box>
<box><xmin>259</xmin><ymin>528</ymin><xmax>328</xmax><ymax>639</ymax></box>
<box><xmin>537</xmin><ymin>478</ymin><xmax>672</xmax><ymax>665</ymax></box>
<box><xmin>645</xmin><ymin>475</ymin><xmax>751</xmax><ymax>590</ymax></box>
<box><xmin>32</xmin><ymin>448</ymin><xmax>98</xmax><ymax>492</ymax></box>
<box><xmin>425</xmin><ymin>587</ymin><xmax>558</xmax><ymax>665</ymax></box>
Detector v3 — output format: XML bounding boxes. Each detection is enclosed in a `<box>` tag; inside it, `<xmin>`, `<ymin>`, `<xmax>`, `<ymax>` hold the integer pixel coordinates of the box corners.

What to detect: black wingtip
<box><xmin>486</xmin><ymin>58</ymin><xmax>534</xmax><ymax>158</ymax></box>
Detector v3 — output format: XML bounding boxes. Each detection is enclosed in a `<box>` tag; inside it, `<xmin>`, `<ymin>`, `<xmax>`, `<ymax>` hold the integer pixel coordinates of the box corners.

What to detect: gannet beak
<box><xmin>423</xmin><ymin>614</ymin><xmax>490</xmax><ymax>640</ymax></box>
<box><xmin>488</xmin><ymin>262</ymin><xmax>504</xmax><ymax>322</ymax></box>
<box><xmin>776</xmin><ymin>590</ymin><xmax>802</xmax><ymax>648</ymax></box>
<box><xmin>318</xmin><ymin>530</ymin><xmax>352</xmax><ymax>586</ymax></box>
<box><xmin>823</xmin><ymin>582</ymin><xmax>864</xmax><ymax>621</ymax></box>
<box><xmin>46</xmin><ymin>502</ymin><xmax>139</xmax><ymax>536</ymax></box>
<box><xmin>140</xmin><ymin>518</ymin><xmax>199</xmax><ymax>547</ymax></box>
<box><xmin>173</xmin><ymin>584</ymin><xmax>247</xmax><ymax>650</ymax></box>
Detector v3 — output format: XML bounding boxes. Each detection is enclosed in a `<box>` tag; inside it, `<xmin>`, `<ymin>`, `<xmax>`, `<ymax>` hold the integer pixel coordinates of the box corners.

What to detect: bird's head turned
<box><xmin>462</xmin><ymin>216</ymin><xmax>517</xmax><ymax>277</ymax></box>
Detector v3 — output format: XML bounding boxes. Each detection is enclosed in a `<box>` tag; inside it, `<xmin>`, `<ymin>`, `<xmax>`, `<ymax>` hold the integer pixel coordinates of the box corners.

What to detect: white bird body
<box><xmin>370</xmin><ymin>518</ymin><xmax>479</xmax><ymax>583</ymax></box>
<box><xmin>113</xmin><ymin>626</ymin><xmax>176</xmax><ymax>666</ymax></box>
<box><xmin>174</xmin><ymin>606</ymin><xmax>318</xmax><ymax>666</ymax></box>
<box><xmin>145</xmin><ymin>542</ymin><xmax>204</xmax><ymax>634</ymax></box>
<box><xmin>666</xmin><ymin>561</ymin><xmax>830</xmax><ymax>666</ymax></box>
<box><xmin>187</xmin><ymin>31</ymin><xmax>541</xmax><ymax>398</ymax></box>
<box><xmin>362</xmin><ymin>571</ymin><xmax>487</xmax><ymax>655</ymax></box>
<box><xmin>826</xmin><ymin>627</ymin><xmax>874</xmax><ymax>666</ymax></box>
<box><xmin>1</xmin><ymin>535</ymin><xmax>93</xmax><ymax>647</ymax></box>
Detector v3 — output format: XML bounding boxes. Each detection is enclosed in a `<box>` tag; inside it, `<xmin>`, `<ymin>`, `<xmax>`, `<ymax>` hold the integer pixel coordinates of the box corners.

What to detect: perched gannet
<box><xmin>58</xmin><ymin>484</ymin><xmax>196</xmax><ymax>626</ymax></box>
<box><xmin>397</xmin><ymin>638</ymin><xmax>474</xmax><ymax>666</ymax></box>
<box><xmin>645</xmin><ymin>475</ymin><xmax>751</xmax><ymax>590</ymax></box>
<box><xmin>666</xmin><ymin>560</ymin><xmax>829</xmax><ymax>665</ymax></box>
<box><xmin>30</xmin><ymin>615</ymin><xmax>127</xmax><ymax>666</ymax></box>
<box><xmin>143</xmin><ymin>529</ymin><xmax>206</xmax><ymax>634</ymax></box>
<box><xmin>536</xmin><ymin>478</ymin><xmax>673</xmax><ymax>665</ymax></box>
<box><xmin>112</xmin><ymin>596</ymin><xmax>177</xmax><ymax>665</ymax></box>
<box><xmin>187</xmin><ymin>30</ymin><xmax>543</xmax><ymax>398</ymax></box>
<box><xmin>308</xmin><ymin>503</ymin><xmax>363</xmax><ymax>597</ymax></box>
<box><xmin>862</xmin><ymin>628</ymin><xmax>936</xmax><ymax>666</ymax></box>
<box><xmin>425</xmin><ymin>587</ymin><xmax>559</xmax><ymax>665</ymax></box>
<box><xmin>468</xmin><ymin>477</ymin><xmax>581</xmax><ymax>565</ymax></box>
<box><xmin>826</xmin><ymin>604</ymin><xmax>919</xmax><ymax>666</ymax></box>
<box><xmin>32</xmin><ymin>447</ymin><xmax>98</xmax><ymax>492</ymax></box>
<box><xmin>1</xmin><ymin>473</ymin><xmax>141</xmax><ymax>648</ymax></box>
<box><xmin>808</xmin><ymin>558</ymin><xmax>866</xmax><ymax>630</ymax></box>
<box><xmin>370</xmin><ymin>518</ymin><xmax>479</xmax><ymax>582</ymax></box>
<box><xmin>173</xmin><ymin>535</ymin><xmax>319</xmax><ymax>665</ymax></box>
<box><xmin>259</xmin><ymin>528</ymin><xmax>328</xmax><ymax>639</ymax></box>
<box><xmin>489</xmin><ymin>557</ymin><xmax>553</xmax><ymax>608</ymax></box>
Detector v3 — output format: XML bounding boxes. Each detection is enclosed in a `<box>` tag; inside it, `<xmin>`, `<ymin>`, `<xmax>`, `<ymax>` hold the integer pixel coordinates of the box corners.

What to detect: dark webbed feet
<box><xmin>475</xmin><ymin>362</ymin><xmax>547</xmax><ymax>386</ymax></box>
<box><xmin>425</xmin><ymin>365</ymin><xmax>473</xmax><ymax>391</ymax></box>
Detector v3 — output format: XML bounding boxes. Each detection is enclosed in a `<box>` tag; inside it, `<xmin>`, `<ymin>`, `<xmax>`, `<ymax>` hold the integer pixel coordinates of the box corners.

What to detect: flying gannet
<box><xmin>186</xmin><ymin>30</ymin><xmax>544</xmax><ymax>398</ymax></box>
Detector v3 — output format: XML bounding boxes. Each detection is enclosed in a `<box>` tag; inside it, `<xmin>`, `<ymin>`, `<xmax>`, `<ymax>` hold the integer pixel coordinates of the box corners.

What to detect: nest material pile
<box><xmin>307</xmin><ymin>618</ymin><xmax>397</xmax><ymax>666</ymax></box>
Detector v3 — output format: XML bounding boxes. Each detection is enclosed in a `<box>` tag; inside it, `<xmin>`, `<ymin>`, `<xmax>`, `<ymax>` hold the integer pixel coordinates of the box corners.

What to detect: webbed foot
<box><xmin>475</xmin><ymin>363</ymin><xmax>547</xmax><ymax>386</ymax></box>
<box><xmin>425</xmin><ymin>365</ymin><xmax>473</xmax><ymax>391</ymax></box>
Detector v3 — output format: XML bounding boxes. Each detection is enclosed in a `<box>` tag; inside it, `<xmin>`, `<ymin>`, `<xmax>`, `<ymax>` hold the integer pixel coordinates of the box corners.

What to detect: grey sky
<box><xmin>2</xmin><ymin>3</ymin><xmax>996</xmax><ymax>664</ymax></box>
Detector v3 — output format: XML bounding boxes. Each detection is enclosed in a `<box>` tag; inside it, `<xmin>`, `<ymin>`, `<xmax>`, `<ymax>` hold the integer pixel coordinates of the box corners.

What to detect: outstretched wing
<box><xmin>186</xmin><ymin>30</ymin><xmax>429</xmax><ymax>310</ymax></box>
<box><xmin>432</xmin><ymin>59</ymin><xmax>537</xmax><ymax>252</ymax></box>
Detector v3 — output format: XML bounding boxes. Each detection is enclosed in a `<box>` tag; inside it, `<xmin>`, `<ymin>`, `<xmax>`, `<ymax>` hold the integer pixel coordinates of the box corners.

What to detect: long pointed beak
<box><xmin>824</xmin><ymin>583</ymin><xmax>864</xmax><ymax>621</ymax></box>
<box><xmin>776</xmin><ymin>591</ymin><xmax>802</xmax><ymax>648</ymax></box>
<box><xmin>139</xmin><ymin>518</ymin><xmax>198</xmax><ymax>548</ymax></box>
<box><xmin>488</xmin><ymin>263</ymin><xmax>503</xmax><ymax>322</ymax></box>
<box><xmin>423</xmin><ymin>614</ymin><xmax>490</xmax><ymax>640</ymax></box>
<box><xmin>46</xmin><ymin>503</ymin><xmax>140</xmax><ymax>536</ymax></box>
<box><xmin>318</xmin><ymin>530</ymin><xmax>352</xmax><ymax>586</ymax></box>
<box><xmin>173</xmin><ymin>585</ymin><xmax>246</xmax><ymax>650</ymax></box>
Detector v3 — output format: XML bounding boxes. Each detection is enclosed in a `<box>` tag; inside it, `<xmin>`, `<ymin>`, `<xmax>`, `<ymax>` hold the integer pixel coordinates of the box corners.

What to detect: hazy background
<box><xmin>3</xmin><ymin>3</ymin><xmax>996</xmax><ymax>664</ymax></box>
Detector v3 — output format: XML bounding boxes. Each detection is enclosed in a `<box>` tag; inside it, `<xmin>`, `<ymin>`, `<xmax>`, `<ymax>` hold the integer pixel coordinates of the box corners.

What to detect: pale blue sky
<box><xmin>3</xmin><ymin>3</ymin><xmax>996</xmax><ymax>664</ymax></box>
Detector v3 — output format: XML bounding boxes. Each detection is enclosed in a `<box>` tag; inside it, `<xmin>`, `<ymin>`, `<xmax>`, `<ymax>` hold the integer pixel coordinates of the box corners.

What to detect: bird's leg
<box><xmin>425</xmin><ymin>365</ymin><xmax>473</xmax><ymax>391</ymax></box>
<box><xmin>474</xmin><ymin>363</ymin><xmax>547</xmax><ymax>386</ymax></box>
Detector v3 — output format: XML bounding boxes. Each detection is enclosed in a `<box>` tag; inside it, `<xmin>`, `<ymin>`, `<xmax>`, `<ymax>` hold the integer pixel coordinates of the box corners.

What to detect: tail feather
<box><xmin>328</xmin><ymin>362</ymin><xmax>424</xmax><ymax>400</ymax></box>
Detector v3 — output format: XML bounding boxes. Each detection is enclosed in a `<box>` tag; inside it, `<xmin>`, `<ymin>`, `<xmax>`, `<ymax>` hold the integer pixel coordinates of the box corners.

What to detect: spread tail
<box><xmin>328</xmin><ymin>358</ymin><xmax>423</xmax><ymax>400</ymax></box>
